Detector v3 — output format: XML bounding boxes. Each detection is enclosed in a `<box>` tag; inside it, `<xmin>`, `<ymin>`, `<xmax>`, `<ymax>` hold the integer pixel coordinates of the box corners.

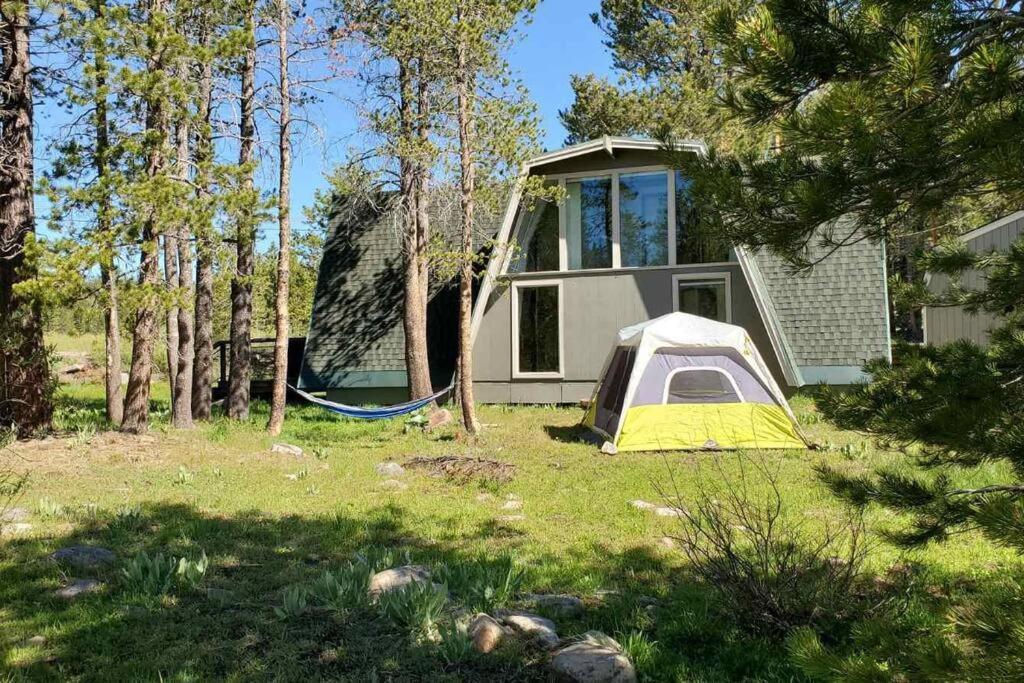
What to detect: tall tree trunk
<box><xmin>122</xmin><ymin>0</ymin><xmax>167</xmax><ymax>433</ymax></box>
<box><xmin>163</xmin><ymin>231</ymin><xmax>179</xmax><ymax>393</ymax></box>
<box><xmin>455</xmin><ymin>30</ymin><xmax>478</xmax><ymax>434</ymax></box>
<box><xmin>399</xmin><ymin>57</ymin><xmax>432</xmax><ymax>400</ymax></box>
<box><xmin>267</xmin><ymin>0</ymin><xmax>291</xmax><ymax>436</ymax></box>
<box><xmin>92</xmin><ymin>0</ymin><xmax>121</xmax><ymax>426</ymax></box>
<box><xmin>191</xmin><ymin>38</ymin><xmax>214</xmax><ymax>420</ymax></box>
<box><xmin>0</xmin><ymin>0</ymin><xmax>52</xmax><ymax>436</ymax></box>
<box><xmin>414</xmin><ymin>59</ymin><xmax>432</xmax><ymax>392</ymax></box>
<box><xmin>228</xmin><ymin>2</ymin><xmax>256</xmax><ymax>421</ymax></box>
<box><xmin>172</xmin><ymin>113</ymin><xmax>194</xmax><ymax>428</ymax></box>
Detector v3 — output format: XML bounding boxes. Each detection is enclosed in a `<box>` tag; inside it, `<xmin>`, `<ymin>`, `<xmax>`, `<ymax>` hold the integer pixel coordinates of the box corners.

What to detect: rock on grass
<box><xmin>498</xmin><ymin>610</ymin><xmax>559</xmax><ymax>649</ymax></box>
<box><xmin>368</xmin><ymin>565</ymin><xmax>431</xmax><ymax>599</ymax></box>
<box><xmin>375</xmin><ymin>462</ymin><xmax>406</xmax><ymax>477</ymax></box>
<box><xmin>469</xmin><ymin>613</ymin><xmax>506</xmax><ymax>653</ymax></box>
<box><xmin>55</xmin><ymin>578</ymin><xmax>103</xmax><ymax>600</ymax></box>
<box><xmin>551</xmin><ymin>631</ymin><xmax>636</xmax><ymax>683</ymax></box>
<box><xmin>50</xmin><ymin>546</ymin><xmax>116</xmax><ymax>570</ymax></box>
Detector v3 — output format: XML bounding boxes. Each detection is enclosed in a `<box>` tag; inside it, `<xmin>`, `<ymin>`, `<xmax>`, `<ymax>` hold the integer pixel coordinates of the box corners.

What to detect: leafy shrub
<box><xmin>274</xmin><ymin>585</ymin><xmax>309</xmax><ymax>620</ymax></box>
<box><xmin>121</xmin><ymin>550</ymin><xmax>209</xmax><ymax>595</ymax></box>
<box><xmin>378</xmin><ymin>581</ymin><xmax>448</xmax><ymax>637</ymax></box>
<box><xmin>308</xmin><ymin>563</ymin><xmax>372</xmax><ymax>612</ymax></box>
<box><xmin>436</xmin><ymin>555</ymin><xmax>524</xmax><ymax>612</ymax></box>
<box><xmin>36</xmin><ymin>497</ymin><xmax>65</xmax><ymax>519</ymax></box>
<box><xmin>176</xmin><ymin>552</ymin><xmax>210</xmax><ymax>590</ymax></box>
<box><xmin>436</xmin><ymin>620</ymin><xmax>475</xmax><ymax>665</ymax></box>
<box><xmin>618</xmin><ymin>630</ymin><xmax>660</xmax><ymax>674</ymax></box>
<box><xmin>122</xmin><ymin>552</ymin><xmax>178</xmax><ymax>596</ymax></box>
<box><xmin>662</xmin><ymin>454</ymin><xmax>883</xmax><ymax>638</ymax></box>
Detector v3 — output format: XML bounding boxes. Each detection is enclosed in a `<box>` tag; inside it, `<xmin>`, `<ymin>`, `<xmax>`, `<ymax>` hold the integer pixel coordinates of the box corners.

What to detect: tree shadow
<box><xmin>543</xmin><ymin>423</ymin><xmax>593</xmax><ymax>445</ymax></box>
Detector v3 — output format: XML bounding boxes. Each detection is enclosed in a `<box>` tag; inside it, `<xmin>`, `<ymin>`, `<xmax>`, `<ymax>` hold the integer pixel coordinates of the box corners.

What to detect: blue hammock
<box><xmin>288</xmin><ymin>382</ymin><xmax>453</xmax><ymax>420</ymax></box>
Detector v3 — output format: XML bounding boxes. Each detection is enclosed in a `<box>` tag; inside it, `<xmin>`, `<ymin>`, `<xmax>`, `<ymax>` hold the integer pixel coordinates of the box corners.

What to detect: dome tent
<box><xmin>583</xmin><ymin>312</ymin><xmax>807</xmax><ymax>452</ymax></box>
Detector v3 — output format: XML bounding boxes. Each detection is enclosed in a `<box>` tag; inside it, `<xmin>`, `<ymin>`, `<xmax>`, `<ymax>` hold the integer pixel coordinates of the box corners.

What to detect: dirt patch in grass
<box><xmin>405</xmin><ymin>455</ymin><xmax>516</xmax><ymax>484</ymax></box>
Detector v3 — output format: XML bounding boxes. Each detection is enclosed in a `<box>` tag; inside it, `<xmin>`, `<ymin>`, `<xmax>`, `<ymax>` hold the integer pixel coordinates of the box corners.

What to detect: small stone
<box><xmin>63</xmin><ymin>363</ymin><xmax>87</xmax><ymax>374</ymax></box>
<box><xmin>497</xmin><ymin>514</ymin><xmax>525</xmax><ymax>523</ymax></box>
<box><xmin>630</xmin><ymin>500</ymin><xmax>655</xmax><ymax>511</ymax></box>
<box><xmin>600</xmin><ymin>441</ymin><xmax>618</xmax><ymax>456</ymax></box>
<box><xmin>375</xmin><ymin>462</ymin><xmax>405</xmax><ymax>477</ymax></box>
<box><xmin>551</xmin><ymin>631</ymin><xmax>636</xmax><ymax>683</ymax></box>
<box><xmin>501</xmin><ymin>499</ymin><xmax>523</xmax><ymax>511</ymax></box>
<box><xmin>381</xmin><ymin>479</ymin><xmax>408</xmax><ymax>491</ymax></box>
<box><xmin>26</xmin><ymin>635</ymin><xmax>46</xmax><ymax>646</ymax></box>
<box><xmin>368</xmin><ymin>565</ymin><xmax>431</xmax><ymax>598</ymax></box>
<box><xmin>50</xmin><ymin>546</ymin><xmax>116</xmax><ymax>569</ymax></box>
<box><xmin>1</xmin><ymin>522</ymin><xmax>32</xmax><ymax>536</ymax></box>
<box><xmin>524</xmin><ymin>593</ymin><xmax>585</xmax><ymax>618</ymax></box>
<box><xmin>653</xmin><ymin>506</ymin><xmax>683</xmax><ymax>518</ymax></box>
<box><xmin>425</xmin><ymin>409</ymin><xmax>454</xmax><ymax>431</ymax></box>
<box><xmin>469</xmin><ymin>613</ymin><xmax>506</xmax><ymax>653</ymax></box>
<box><xmin>271</xmin><ymin>443</ymin><xmax>304</xmax><ymax>457</ymax></box>
<box><xmin>499</xmin><ymin>610</ymin><xmax>560</xmax><ymax>649</ymax></box>
<box><xmin>55</xmin><ymin>578</ymin><xmax>103</xmax><ymax>600</ymax></box>
<box><xmin>1</xmin><ymin>506</ymin><xmax>28</xmax><ymax>522</ymax></box>
<box><xmin>475</xmin><ymin>492</ymin><xmax>495</xmax><ymax>503</ymax></box>
<box><xmin>658</xmin><ymin>536</ymin><xmax>676</xmax><ymax>549</ymax></box>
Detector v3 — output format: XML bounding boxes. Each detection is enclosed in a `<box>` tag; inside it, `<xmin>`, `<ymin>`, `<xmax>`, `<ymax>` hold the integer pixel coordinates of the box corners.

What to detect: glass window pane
<box><xmin>666</xmin><ymin>369</ymin><xmax>740</xmax><ymax>404</ymax></box>
<box><xmin>677</xmin><ymin>280</ymin><xmax>728</xmax><ymax>322</ymax></box>
<box><xmin>511</xmin><ymin>198</ymin><xmax>559</xmax><ymax>273</ymax></box>
<box><xmin>619</xmin><ymin>172</ymin><xmax>668</xmax><ymax>268</ymax></box>
<box><xmin>518</xmin><ymin>285</ymin><xmax>560</xmax><ymax>373</ymax></box>
<box><xmin>566</xmin><ymin>177</ymin><xmax>612</xmax><ymax>270</ymax></box>
<box><xmin>675</xmin><ymin>171</ymin><xmax>731</xmax><ymax>264</ymax></box>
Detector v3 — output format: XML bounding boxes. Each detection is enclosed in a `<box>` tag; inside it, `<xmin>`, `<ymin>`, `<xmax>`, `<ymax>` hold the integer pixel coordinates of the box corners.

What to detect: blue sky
<box><xmin>35</xmin><ymin>0</ymin><xmax>614</xmax><ymax>243</ymax></box>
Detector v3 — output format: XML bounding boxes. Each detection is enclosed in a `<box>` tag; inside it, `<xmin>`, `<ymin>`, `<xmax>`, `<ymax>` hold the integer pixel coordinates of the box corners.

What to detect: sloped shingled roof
<box><xmin>299</xmin><ymin>189</ymin><xmax>502</xmax><ymax>390</ymax></box>
<box><xmin>753</xmin><ymin>237</ymin><xmax>890</xmax><ymax>368</ymax></box>
<box><xmin>299</xmin><ymin>194</ymin><xmax>407</xmax><ymax>389</ymax></box>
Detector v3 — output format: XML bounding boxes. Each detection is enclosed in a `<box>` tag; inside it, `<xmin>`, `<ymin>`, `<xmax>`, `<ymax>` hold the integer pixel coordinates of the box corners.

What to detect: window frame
<box><xmin>662</xmin><ymin>367</ymin><xmax>745</xmax><ymax>404</ymax></box>
<box><xmin>671</xmin><ymin>272</ymin><xmax>733</xmax><ymax>323</ymax></box>
<box><xmin>511</xmin><ymin>279</ymin><xmax>565</xmax><ymax>379</ymax></box>
<box><xmin>513</xmin><ymin>165</ymin><xmax>734</xmax><ymax>275</ymax></box>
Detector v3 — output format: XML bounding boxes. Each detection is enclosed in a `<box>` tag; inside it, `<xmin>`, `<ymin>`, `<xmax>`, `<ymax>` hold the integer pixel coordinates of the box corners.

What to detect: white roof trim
<box><xmin>525</xmin><ymin>136</ymin><xmax>706</xmax><ymax>169</ymax></box>
<box><xmin>960</xmin><ymin>210</ymin><xmax>1024</xmax><ymax>243</ymax></box>
<box><xmin>734</xmin><ymin>246</ymin><xmax>805</xmax><ymax>387</ymax></box>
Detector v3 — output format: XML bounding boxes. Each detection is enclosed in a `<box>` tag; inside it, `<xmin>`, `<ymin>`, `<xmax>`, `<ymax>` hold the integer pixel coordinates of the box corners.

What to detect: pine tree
<box><xmin>0</xmin><ymin>0</ymin><xmax>53</xmax><ymax>436</ymax></box>
<box><xmin>559</xmin><ymin>0</ymin><xmax>765</xmax><ymax>153</ymax></box>
<box><xmin>692</xmin><ymin>0</ymin><xmax>1024</xmax><ymax>544</ymax></box>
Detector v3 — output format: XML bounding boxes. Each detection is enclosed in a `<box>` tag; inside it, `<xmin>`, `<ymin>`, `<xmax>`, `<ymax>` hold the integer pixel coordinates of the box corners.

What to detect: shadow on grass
<box><xmin>0</xmin><ymin>500</ymin><xmax>810</xmax><ymax>681</ymax></box>
<box><xmin>542</xmin><ymin>424</ymin><xmax>591</xmax><ymax>445</ymax></box>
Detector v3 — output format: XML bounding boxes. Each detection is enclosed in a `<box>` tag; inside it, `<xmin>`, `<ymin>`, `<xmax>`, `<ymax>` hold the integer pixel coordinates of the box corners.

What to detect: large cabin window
<box><xmin>511</xmin><ymin>197</ymin><xmax>558</xmax><ymax>273</ymax></box>
<box><xmin>566</xmin><ymin>177</ymin><xmax>612</xmax><ymax>270</ymax></box>
<box><xmin>510</xmin><ymin>165</ymin><xmax>732</xmax><ymax>274</ymax></box>
<box><xmin>619</xmin><ymin>171</ymin><xmax>668</xmax><ymax>267</ymax></box>
<box><xmin>513</xmin><ymin>282</ymin><xmax>562</xmax><ymax>377</ymax></box>
<box><xmin>675</xmin><ymin>171</ymin><xmax>730</xmax><ymax>264</ymax></box>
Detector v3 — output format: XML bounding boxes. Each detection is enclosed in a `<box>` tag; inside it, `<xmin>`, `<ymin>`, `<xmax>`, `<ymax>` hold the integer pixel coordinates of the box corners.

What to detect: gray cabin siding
<box><xmin>473</xmin><ymin>263</ymin><xmax>788</xmax><ymax>403</ymax></box>
<box><xmin>924</xmin><ymin>212</ymin><xmax>1024</xmax><ymax>346</ymax></box>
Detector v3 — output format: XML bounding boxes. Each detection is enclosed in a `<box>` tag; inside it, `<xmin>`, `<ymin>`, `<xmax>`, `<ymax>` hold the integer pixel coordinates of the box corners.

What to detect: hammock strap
<box><xmin>287</xmin><ymin>381</ymin><xmax>453</xmax><ymax>420</ymax></box>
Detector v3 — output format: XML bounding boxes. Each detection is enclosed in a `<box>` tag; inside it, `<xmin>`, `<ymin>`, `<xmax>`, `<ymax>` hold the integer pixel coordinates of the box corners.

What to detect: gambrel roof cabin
<box><xmin>301</xmin><ymin>137</ymin><xmax>891</xmax><ymax>403</ymax></box>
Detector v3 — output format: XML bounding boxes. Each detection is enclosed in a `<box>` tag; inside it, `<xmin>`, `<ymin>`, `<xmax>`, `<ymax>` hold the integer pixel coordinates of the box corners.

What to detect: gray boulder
<box><xmin>469</xmin><ymin>613</ymin><xmax>506</xmax><ymax>653</ymax></box>
<box><xmin>498</xmin><ymin>610</ymin><xmax>559</xmax><ymax>649</ymax></box>
<box><xmin>271</xmin><ymin>443</ymin><xmax>304</xmax><ymax>457</ymax></box>
<box><xmin>368</xmin><ymin>564</ymin><xmax>431</xmax><ymax>599</ymax></box>
<box><xmin>55</xmin><ymin>578</ymin><xmax>103</xmax><ymax>600</ymax></box>
<box><xmin>523</xmin><ymin>593</ymin><xmax>584</xmax><ymax>618</ymax></box>
<box><xmin>551</xmin><ymin>632</ymin><xmax>636</xmax><ymax>683</ymax></box>
<box><xmin>375</xmin><ymin>462</ymin><xmax>406</xmax><ymax>477</ymax></box>
<box><xmin>50</xmin><ymin>546</ymin><xmax>116</xmax><ymax>569</ymax></box>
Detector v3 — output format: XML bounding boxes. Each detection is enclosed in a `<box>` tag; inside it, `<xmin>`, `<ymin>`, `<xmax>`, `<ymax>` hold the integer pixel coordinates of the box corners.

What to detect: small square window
<box><xmin>674</xmin><ymin>275</ymin><xmax>731</xmax><ymax>322</ymax></box>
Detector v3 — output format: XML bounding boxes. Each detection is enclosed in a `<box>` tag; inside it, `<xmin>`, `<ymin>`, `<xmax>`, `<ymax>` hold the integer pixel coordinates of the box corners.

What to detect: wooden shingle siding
<box><xmin>924</xmin><ymin>212</ymin><xmax>1024</xmax><ymax>346</ymax></box>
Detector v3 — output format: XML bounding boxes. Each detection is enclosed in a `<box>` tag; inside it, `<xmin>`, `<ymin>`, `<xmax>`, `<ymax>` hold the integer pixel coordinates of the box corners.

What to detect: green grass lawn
<box><xmin>1</xmin><ymin>382</ymin><xmax>1020</xmax><ymax>681</ymax></box>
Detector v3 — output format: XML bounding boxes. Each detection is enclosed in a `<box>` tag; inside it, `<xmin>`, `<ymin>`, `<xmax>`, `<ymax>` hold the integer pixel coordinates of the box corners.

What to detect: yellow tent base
<box><xmin>615</xmin><ymin>403</ymin><xmax>806</xmax><ymax>452</ymax></box>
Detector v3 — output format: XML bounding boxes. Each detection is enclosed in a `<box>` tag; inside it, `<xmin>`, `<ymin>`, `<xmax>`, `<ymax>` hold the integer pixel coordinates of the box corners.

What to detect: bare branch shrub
<box><xmin>659</xmin><ymin>453</ymin><xmax>886</xmax><ymax>638</ymax></box>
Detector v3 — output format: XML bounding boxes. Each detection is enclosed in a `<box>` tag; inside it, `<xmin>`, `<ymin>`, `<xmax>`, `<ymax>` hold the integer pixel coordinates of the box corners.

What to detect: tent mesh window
<box><xmin>596</xmin><ymin>346</ymin><xmax>636</xmax><ymax>433</ymax></box>
<box><xmin>665</xmin><ymin>368</ymin><xmax>741</xmax><ymax>404</ymax></box>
